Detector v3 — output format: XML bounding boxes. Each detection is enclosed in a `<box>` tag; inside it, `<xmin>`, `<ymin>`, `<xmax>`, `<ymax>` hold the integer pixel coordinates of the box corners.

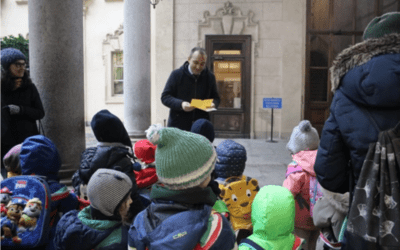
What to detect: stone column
<box><xmin>29</xmin><ymin>0</ymin><xmax>85</xmax><ymax>184</ymax></box>
<box><xmin>124</xmin><ymin>0</ymin><xmax>151</xmax><ymax>138</ymax></box>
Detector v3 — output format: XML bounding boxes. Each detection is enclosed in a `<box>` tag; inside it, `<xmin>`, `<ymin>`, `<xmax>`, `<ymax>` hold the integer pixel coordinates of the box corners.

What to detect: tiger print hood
<box><xmin>330</xmin><ymin>33</ymin><xmax>400</xmax><ymax>92</ymax></box>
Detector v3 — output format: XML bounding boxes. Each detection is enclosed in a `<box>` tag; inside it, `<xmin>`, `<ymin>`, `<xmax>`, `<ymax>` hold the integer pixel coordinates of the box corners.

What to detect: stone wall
<box><xmin>167</xmin><ymin>0</ymin><xmax>306</xmax><ymax>138</ymax></box>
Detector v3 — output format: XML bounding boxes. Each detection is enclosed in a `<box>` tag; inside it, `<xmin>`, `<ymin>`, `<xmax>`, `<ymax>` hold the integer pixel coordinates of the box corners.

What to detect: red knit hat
<box><xmin>134</xmin><ymin>139</ymin><xmax>156</xmax><ymax>164</ymax></box>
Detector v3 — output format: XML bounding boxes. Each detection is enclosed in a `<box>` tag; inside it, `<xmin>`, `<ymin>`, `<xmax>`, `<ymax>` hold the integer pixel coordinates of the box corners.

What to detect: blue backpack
<box><xmin>1</xmin><ymin>176</ymin><xmax>52</xmax><ymax>248</ymax></box>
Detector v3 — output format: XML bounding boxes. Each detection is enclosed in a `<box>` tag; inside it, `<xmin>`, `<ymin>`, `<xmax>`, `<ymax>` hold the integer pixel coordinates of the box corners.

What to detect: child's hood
<box><xmin>20</xmin><ymin>135</ymin><xmax>61</xmax><ymax>179</ymax></box>
<box><xmin>292</xmin><ymin>150</ymin><xmax>318</xmax><ymax>176</ymax></box>
<box><xmin>250</xmin><ymin>185</ymin><xmax>295</xmax><ymax>248</ymax></box>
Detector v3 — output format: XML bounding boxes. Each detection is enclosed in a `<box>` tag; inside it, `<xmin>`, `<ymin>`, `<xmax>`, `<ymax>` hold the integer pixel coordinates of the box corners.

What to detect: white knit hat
<box><xmin>87</xmin><ymin>169</ymin><xmax>132</xmax><ymax>217</ymax></box>
<box><xmin>286</xmin><ymin>120</ymin><xmax>320</xmax><ymax>154</ymax></box>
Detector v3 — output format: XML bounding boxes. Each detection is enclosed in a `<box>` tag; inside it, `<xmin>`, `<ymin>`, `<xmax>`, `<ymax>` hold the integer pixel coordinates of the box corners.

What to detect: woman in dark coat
<box><xmin>314</xmin><ymin>12</ymin><xmax>400</xmax><ymax>195</ymax></box>
<box><xmin>1</xmin><ymin>48</ymin><xmax>45</xmax><ymax>178</ymax></box>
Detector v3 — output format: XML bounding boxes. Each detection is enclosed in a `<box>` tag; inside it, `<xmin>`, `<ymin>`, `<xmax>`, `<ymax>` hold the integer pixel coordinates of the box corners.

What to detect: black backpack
<box><xmin>344</xmin><ymin>122</ymin><xmax>400</xmax><ymax>250</ymax></box>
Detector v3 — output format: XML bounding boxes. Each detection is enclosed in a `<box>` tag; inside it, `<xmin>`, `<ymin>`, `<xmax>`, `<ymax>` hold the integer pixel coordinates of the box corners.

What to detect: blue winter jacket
<box><xmin>128</xmin><ymin>201</ymin><xmax>236</xmax><ymax>250</ymax></box>
<box><xmin>314</xmin><ymin>34</ymin><xmax>400</xmax><ymax>194</ymax></box>
<box><xmin>54</xmin><ymin>206</ymin><xmax>128</xmax><ymax>250</ymax></box>
<box><xmin>19</xmin><ymin>135</ymin><xmax>79</xmax><ymax>250</ymax></box>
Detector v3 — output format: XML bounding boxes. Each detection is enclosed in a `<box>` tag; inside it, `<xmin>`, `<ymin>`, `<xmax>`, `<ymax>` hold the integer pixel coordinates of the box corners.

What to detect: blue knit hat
<box><xmin>190</xmin><ymin>118</ymin><xmax>215</xmax><ymax>142</ymax></box>
<box><xmin>91</xmin><ymin>109</ymin><xmax>132</xmax><ymax>148</ymax></box>
<box><xmin>20</xmin><ymin>135</ymin><xmax>61</xmax><ymax>180</ymax></box>
<box><xmin>215</xmin><ymin>139</ymin><xmax>247</xmax><ymax>179</ymax></box>
<box><xmin>1</xmin><ymin>48</ymin><xmax>26</xmax><ymax>70</ymax></box>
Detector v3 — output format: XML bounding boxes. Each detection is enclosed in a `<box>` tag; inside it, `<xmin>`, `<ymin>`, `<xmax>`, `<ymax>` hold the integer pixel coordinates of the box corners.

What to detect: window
<box><xmin>112</xmin><ymin>51</ymin><xmax>123</xmax><ymax>95</ymax></box>
<box><xmin>102</xmin><ymin>24</ymin><xmax>124</xmax><ymax>103</ymax></box>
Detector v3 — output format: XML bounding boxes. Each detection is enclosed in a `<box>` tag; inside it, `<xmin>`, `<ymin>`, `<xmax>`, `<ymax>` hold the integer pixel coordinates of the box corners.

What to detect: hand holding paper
<box><xmin>190</xmin><ymin>99</ymin><xmax>217</xmax><ymax>112</ymax></box>
<box><xmin>182</xmin><ymin>101</ymin><xmax>195</xmax><ymax>112</ymax></box>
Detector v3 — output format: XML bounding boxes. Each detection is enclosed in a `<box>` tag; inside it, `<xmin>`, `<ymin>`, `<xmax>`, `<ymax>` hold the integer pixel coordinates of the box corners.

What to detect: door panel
<box><xmin>206</xmin><ymin>35</ymin><xmax>251</xmax><ymax>138</ymax></box>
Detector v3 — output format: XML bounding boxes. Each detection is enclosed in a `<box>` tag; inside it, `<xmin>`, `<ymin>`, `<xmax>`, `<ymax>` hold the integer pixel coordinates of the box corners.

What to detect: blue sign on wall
<box><xmin>263</xmin><ymin>98</ymin><xmax>282</xmax><ymax>109</ymax></box>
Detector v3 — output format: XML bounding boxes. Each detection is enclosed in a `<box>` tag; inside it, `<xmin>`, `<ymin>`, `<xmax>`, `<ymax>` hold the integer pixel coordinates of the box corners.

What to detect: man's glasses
<box><xmin>13</xmin><ymin>62</ymin><xmax>26</xmax><ymax>69</ymax></box>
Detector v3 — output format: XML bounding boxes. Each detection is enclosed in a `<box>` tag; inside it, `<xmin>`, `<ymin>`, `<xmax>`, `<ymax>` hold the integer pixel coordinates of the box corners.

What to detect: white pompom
<box><xmin>145</xmin><ymin>124</ymin><xmax>163</xmax><ymax>144</ymax></box>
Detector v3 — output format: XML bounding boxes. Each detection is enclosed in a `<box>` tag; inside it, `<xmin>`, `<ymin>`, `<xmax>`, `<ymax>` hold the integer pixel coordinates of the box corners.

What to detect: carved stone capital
<box><xmin>197</xmin><ymin>1</ymin><xmax>259</xmax><ymax>57</ymax></box>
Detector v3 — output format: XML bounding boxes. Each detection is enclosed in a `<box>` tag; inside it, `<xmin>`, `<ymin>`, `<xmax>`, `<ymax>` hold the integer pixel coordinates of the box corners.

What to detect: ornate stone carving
<box><xmin>83</xmin><ymin>0</ymin><xmax>94</xmax><ymax>16</ymax></box>
<box><xmin>197</xmin><ymin>1</ymin><xmax>259</xmax><ymax>56</ymax></box>
<box><xmin>103</xmin><ymin>24</ymin><xmax>123</xmax><ymax>46</ymax></box>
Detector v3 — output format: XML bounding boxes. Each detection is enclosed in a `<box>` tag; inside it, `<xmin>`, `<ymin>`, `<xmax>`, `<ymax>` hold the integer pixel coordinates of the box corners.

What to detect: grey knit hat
<box><xmin>87</xmin><ymin>169</ymin><xmax>132</xmax><ymax>217</ymax></box>
<box><xmin>286</xmin><ymin>120</ymin><xmax>319</xmax><ymax>155</ymax></box>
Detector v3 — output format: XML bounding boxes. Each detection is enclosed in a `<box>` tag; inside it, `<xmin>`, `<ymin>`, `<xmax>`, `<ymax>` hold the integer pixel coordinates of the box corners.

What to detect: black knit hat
<box><xmin>190</xmin><ymin>118</ymin><xmax>215</xmax><ymax>143</ymax></box>
<box><xmin>363</xmin><ymin>12</ymin><xmax>400</xmax><ymax>40</ymax></box>
<box><xmin>91</xmin><ymin>109</ymin><xmax>132</xmax><ymax>148</ymax></box>
<box><xmin>1</xmin><ymin>48</ymin><xmax>26</xmax><ymax>70</ymax></box>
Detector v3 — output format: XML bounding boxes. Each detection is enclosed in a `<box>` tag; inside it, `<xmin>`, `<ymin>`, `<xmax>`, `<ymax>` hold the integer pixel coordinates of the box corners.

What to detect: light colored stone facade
<box><xmin>1</xmin><ymin>0</ymin><xmax>307</xmax><ymax>139</ymax></box>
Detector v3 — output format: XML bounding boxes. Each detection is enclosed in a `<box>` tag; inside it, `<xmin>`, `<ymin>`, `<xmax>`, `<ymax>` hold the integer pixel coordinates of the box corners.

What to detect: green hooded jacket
<box><xmin>239</xmin><ymin>185</ymin><xmax>295</xmax><ymax>250</ymax></box>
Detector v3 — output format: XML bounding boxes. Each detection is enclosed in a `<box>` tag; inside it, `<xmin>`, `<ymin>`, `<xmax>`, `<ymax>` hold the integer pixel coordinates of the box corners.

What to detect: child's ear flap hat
<box><xmin>286</xmin><ymin>120</ymin><xmax>319</xmax><ymax>155</ymax></box>
<box><xmin>87</xmin><ymin>168</ymin><xmax>132</xmax><ymax>217</ymax></box>
<box><xmin>146</xmin><ymin>124</ymin><xmax>217</xmax><ymax>190</ymax></box>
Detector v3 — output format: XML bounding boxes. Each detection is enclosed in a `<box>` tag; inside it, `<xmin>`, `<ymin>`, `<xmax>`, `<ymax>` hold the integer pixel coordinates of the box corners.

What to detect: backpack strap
<box><xmin>239</xmin><ymin>239</ymin><xmax>264</xmax><ymax>250</ymax></box>
<box><xmin>295</xmin><ymin>194</ymin><xmax>310</xmax><ymax>211</ymax></box>
<box><xmin>285</xmin><ymin>165</ymin><xmax>303</xmax><ymax>178</ymax></box>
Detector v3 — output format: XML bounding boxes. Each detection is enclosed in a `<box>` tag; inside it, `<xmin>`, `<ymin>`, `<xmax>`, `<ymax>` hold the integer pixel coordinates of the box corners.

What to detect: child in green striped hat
<box><xmin>128</xmin><ymin>124</ymin><xmax>236</xmax><ymax>250</ymax></box>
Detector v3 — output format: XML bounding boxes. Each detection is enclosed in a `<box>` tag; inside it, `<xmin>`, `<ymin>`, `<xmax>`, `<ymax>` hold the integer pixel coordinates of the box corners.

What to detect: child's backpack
<box><xmin>344</xmin><ymin>122</ymin><xmax>400</xmax><ymax>250</ymax></box>
<box><xmin>1</xmin><ymin>175</ymin><xmax>52</xmax><ymax>248</ymax></box>
<box><xmin>219</xmin><ymin>175</ymin><xmax>259</xmax><ymax>231</ymax></box>
<box><xmin>285</xmin><ymin>164</ymin><xmax>323</xmax><ymax>217</ymax></box>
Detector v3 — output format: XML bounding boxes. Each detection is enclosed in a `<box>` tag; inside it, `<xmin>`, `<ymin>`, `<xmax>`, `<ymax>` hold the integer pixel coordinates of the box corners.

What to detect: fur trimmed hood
<box><xmin>321</xmin><ymin>186</ymin><xmax>349</xmax><ymax>214</ymax></box>
<box><xmin>330</xmin><ymin>33</ymin><xmax>400</xmax><ymax>92</ymax></box>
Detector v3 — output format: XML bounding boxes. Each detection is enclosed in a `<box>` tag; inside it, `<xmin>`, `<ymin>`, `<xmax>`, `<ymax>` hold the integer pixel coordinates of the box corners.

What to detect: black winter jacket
<box><xmin>161</xmin><ymin>62</ymin><xmax>220</xmax><ymax>131</ymax></box>
<box><xmin>72</xmin><ymin>143</ymin><xmax>144</xmax><ymax>218</ymax></box>
<box><xmin>1</xmin><ymin>81</ymin><xmax>44</xmax><ymax>147</ymax></box>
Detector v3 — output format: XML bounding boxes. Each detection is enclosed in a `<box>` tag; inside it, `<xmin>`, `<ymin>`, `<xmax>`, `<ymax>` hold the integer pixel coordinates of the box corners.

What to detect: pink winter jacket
<box><xmin>283</xmin><ymin>150</ymin><xmax>318</xmax><ymax>231</ymax></box>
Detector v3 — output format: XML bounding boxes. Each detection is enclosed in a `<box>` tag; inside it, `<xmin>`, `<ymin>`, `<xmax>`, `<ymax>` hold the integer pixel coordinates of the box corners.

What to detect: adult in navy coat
<box><xmin>161</xmin><ymin>47</ymin><xmax>220</xmax><ymax>131</ymax></box>
<box><xmin>314</xmin><ymin>12</ymin><xmax>400</xmax><ymax>194</ymax></box>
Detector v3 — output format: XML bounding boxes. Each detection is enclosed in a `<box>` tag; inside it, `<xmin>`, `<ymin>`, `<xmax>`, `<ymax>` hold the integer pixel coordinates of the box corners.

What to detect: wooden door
<box><xmin>305</xmin><ymin>0</ymin><xmax>400</xmax><ymax>135</ymax></box>
<box><xmin>206</xmin><ymin>35</ymin><xmax>251</xmax><ymax>138</ymax></box>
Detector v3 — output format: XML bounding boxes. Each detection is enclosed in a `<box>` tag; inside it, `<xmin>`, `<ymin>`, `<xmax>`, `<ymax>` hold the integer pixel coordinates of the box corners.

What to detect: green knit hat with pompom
<box><xmin>363</xmin><ymin>12</ymin><xmax>400</xmax><ymax>40</ymax></box>
<box><xmin>146</xmin><ymin>124</ymin><xmax>216</xmax><ymax>190</ymax></box>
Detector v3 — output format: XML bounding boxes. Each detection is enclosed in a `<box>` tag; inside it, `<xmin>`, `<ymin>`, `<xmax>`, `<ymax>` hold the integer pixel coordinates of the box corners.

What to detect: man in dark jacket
<box><xmin>314</xmin><ymin>12</ymin><xmax>400</xmax><ymax>194</ymax></box>
<box><xmin>161</xmin><ymin>47</ymin><xmax>220</xmax><ymax>131</ymax></box>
